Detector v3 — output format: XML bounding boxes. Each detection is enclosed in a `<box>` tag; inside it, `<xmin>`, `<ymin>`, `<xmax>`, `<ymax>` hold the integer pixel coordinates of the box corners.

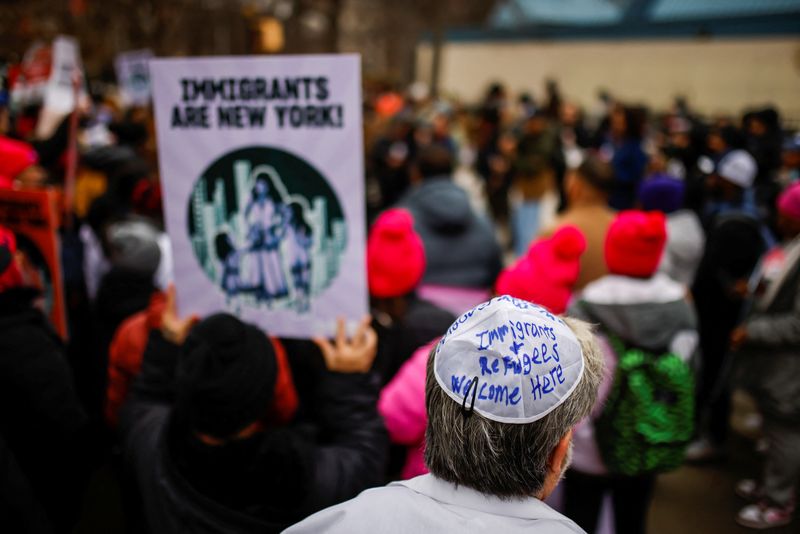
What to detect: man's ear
<box><xmin>548</xmin><ymin>429</ymin><xmax>573</xmax><ymax>477</ymax></box>
<box><xmin>538</xmin><ymin>429</ymin><xmax>574</xmax><ymax>500</ymax></box>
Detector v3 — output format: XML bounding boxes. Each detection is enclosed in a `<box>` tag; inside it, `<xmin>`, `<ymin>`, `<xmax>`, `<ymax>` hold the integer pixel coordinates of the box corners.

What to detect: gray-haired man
<box><xmin>284</xmin><ymin>296</ymin><xmax>604</xmax><ymax>534</ymax></box>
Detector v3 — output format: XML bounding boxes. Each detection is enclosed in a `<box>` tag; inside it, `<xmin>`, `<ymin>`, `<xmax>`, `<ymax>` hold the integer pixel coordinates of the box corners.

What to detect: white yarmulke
<box><xmin>717</xmin><ymin>149</ymin><xmax>757</xmax><ymax>189</ymax></box>
<box><xmin>434</xmin><ymin>295</ymin><xmax>585</xmax><ymax>424</ymax></box>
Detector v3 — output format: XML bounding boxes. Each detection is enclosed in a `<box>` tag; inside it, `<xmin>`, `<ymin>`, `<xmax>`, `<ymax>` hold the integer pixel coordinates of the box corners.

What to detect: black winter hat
<box><xmin>175</xmin><ymin>313</ymin><xmax>277</xmax><ymax>438</ymax></box>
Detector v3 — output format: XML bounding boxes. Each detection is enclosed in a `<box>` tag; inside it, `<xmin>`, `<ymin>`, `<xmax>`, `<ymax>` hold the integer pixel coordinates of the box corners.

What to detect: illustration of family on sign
<box><xmin>218</xmin><ymin>174</ymin><xmax>313</xmax><ymax>310</ymax></box>
<box><xmin>190</xmin><ymin>148</ymin><xmax>347</xmax><ymax>314</ymax></box>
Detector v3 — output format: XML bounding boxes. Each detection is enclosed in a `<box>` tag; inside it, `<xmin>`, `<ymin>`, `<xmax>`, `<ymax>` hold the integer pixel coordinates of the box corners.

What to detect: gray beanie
<box><xmin>107</xmin><ymin>219</ymin><xmax>161</xmax><ymax>276</ymax></box>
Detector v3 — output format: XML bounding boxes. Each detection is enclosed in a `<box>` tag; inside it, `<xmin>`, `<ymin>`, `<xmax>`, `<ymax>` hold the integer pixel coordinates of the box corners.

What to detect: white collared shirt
<box><xmin>283</xmin><ymin>474</ymin><xmax>585</xmax><ymax>534</ymax></box>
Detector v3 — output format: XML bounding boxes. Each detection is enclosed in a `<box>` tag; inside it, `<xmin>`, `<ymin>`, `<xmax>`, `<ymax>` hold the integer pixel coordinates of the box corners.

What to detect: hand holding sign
<box><xmin>160</xmin><ymin>286</ymin><xmax>200</xmax><ymax>345</ymax></box>
<box><xmin>313</xmin><ymin>315</ymin><xmax>377</xmax><ymax>374</ymax></box>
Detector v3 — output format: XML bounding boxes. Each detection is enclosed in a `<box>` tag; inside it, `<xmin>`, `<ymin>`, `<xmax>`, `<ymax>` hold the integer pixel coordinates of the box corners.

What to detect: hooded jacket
<box><xmin>567</xmin><ymin>273</ymin><xmax>698</xmax><ymax>475</ymax></box>
<box><xmin>398</xmin><ymin>177</ymin><xmax>502</xmax><ymax>289</ymax></box>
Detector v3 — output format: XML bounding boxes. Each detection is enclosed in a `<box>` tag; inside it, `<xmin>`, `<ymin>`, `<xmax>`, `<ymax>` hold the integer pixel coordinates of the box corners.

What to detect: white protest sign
<box><xmin>36</xmin><ymin>35</ymin><xmax>87</xmax><ymax>139</ymax></box>
<box><xmin>115</xmin><ymin>49</ymin><xmax>153</xmax><ymax>106</ymax></box>
<box><xmin>10</xmin><ymin>41</ymin><xmax>52</xmax><ymax>108</ymax></box>
<box><xmin>434</xmin><ymin>296</ymin><xmax>585</xmax><ymax>424</ymax></box>
<box><xmin>150</xmin><ymin>55</ymin><xmax>367</xmax><ymax>338</ymax></box>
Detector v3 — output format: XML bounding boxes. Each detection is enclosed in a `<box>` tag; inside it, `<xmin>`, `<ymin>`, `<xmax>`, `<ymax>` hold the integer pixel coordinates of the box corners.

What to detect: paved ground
<box><xmin>647</xmin><ymin>392</ymin><xmax>796</xmax><ymax>534</ymax></box>
<box><xmin>649</xmin><ymin>439</ymin><xmax>796</xmax><ymax>534</ymax></box>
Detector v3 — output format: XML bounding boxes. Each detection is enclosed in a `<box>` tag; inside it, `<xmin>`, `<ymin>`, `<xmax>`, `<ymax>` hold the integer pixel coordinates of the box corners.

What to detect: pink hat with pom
<box><xmin>777</xmin><ymin>182</ymin><xmax>800</xmax><ymax>222</ymax></box>
<box><xmin>494</xmin><ymin>225</ymin><xmax>587</xmax><ymax>313</ymax></box>
<box><xmin>367</xmin><ymin>208</ymin><xmax>426</xmax><ymax>298</ymax></box>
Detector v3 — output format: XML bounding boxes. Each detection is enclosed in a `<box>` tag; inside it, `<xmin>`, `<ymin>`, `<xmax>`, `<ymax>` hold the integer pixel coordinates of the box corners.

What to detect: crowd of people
<box><xmin>0</xmin><ymin>71</ymin><xmax>799</xmax><ymax>534</ymax></box>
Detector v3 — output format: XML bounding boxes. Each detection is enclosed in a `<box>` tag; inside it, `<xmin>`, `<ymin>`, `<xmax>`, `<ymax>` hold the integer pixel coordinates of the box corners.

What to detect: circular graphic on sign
<box><xmin>187</xmin><ymin>145</ymin><xmax>347</xmax><ymax>314</ymax></box>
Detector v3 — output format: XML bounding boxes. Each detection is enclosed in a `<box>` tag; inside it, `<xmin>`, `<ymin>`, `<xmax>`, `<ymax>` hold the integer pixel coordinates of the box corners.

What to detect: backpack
<box><xmin>595</xmin><ymin>334</ymin><xmax>695</xmax><ymax>476</ymax></box>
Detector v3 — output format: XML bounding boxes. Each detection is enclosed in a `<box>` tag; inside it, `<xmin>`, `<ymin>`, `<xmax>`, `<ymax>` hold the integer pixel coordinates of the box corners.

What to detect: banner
<box><xmin>0</xmin><ymin>188</ymin><xmax>67</xmax><ymax>339</ymax></box>
<box><xmin>150</xmin><ymin>55</ymin><xmax>367</xmax><ymax>338</ymax></box>
<box><xmin>115</xmin><ymin>49</ymin><xmax>153</xmax><ymax>106</ymax></box>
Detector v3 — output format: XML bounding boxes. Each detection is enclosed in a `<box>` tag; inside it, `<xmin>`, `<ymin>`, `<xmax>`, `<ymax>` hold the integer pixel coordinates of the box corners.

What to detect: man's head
<box><xmin>424</xmin><ymin>297</ymin><xmax>603</xmax><ymax>500</ymax></box>
<box><xmin>175</xmin><ymin>314</ymin><xmax>278</xmax><ymax>441</ymax></box>
<box><xmin>707</xmin><ymin>125</ymin><xmax>744</xmax><ymax>155</ymax></box>
<box><xmin>413</xmin><ymin>144</ymin><xmax>454</xmax><ymax>182</ymax></box>
<box><xmin>106</xmin><ymin>219</ymin><xmax>161</xmax><ymax>278</ymax></box>
<box><xmin>523</xmin><ymin>110</ymin><xmax>549</xmax><ymax>136</ymax></box>
<box><xmin>565</xmin><ymin>154</ymin><xmax>614</xmax><ymax>207</ymax></box>
<box><xmin>638</xmin><ymin>175</ymin><xmax>685</xmax><ymax>214</ymax></box>
<box><xmin>708</xmin><ymin>149</ymin><xmax>756</xmax><ymax>200</ymax></box>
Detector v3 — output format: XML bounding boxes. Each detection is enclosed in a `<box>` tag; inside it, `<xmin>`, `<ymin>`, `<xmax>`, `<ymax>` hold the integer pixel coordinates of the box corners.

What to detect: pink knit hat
<box><xmin>777</xmin><ymin>182</ymin><xmax>800</xmax><ymax>222</ymax></box>
<box><xmin>494</xmin><ymin>225</ymin><xmax>586</xmax><ymax>314</ymax></box>
<box><xmin>605</xmin><ymin>210</ymin><xmax>667</xmax><ymax>278</ymax></box>
<box><xmin>367</xmin><ymin>208</ymin><xmax>426</xmax><ymax>298</ymax></box>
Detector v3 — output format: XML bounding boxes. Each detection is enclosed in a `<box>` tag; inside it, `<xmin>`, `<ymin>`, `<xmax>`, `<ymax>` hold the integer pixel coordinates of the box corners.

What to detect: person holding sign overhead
<box><xmin>285</xmin><ymin>296</ymin><xmax>604</xmax><ymax>534</ymax></box>
<box><xmin>119</xmin><ymin>288</ymin><xmax>388</xmax><ymax>533</ymax></box>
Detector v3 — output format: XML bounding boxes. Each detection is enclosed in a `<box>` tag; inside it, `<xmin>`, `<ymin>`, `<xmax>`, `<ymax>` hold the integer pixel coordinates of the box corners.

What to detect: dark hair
<box><xmin>623</xmin><ymin>105</ymin><xmax>647</xmax><ymax>140</ymax></box>
<box><xmin>576</xmin><ymin>154</ymin><xmax>615</xmax><ymax>192</ymax></box>
<box><xmin>214</xmin><ymin>232</ymin><xmax>234</xmax><ymax>261</ymax></box>
<box><xmin>416</xmin><ymin>145</ymin><xmax>454</xmax><ymax>180</ymax></box>
<box><xmin>108</xmin><ymin>158</ymin><xmax>150</xmax><ymax>209</ymax></box>
<box><xmin>710</xmin><ymin>125</ymin><xmax>746</xmax><ymax>150</ymax></box>
<box><xmin>287</xmin><ymin>201</ymin><xmax>311</xmax><ymax>234</ymax></box>
<box><xmin>515</xmin><ymin>154</ymin><xmax>551</xmax><ymax>178</ymax></box>
<box><xmin>249</xmin><ymin>173</ymin><xmax>282</xmax><ymax>205</ymax></box>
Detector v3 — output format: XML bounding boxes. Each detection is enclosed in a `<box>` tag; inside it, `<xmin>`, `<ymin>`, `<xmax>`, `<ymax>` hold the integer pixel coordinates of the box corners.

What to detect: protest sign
<box><xmin>150</xmin><ymin>55</ymin><xmax>367</xmax><ymax>338</ymax></box>
<box><xmin>0</xmin><ymin>188</ymin><xmax>67</xmax><ymax>339</ymax></box>
<box><xmin>115</xmin><ymin>49</ymin><xmax>153</xmax><ymax>106</ymax></box>
<box><xmin>9</xmin><ymin>40</ymin><xmax>52</xmax><ymax>108</ymax></box>
<box><xmin>36</xmin><ymin>35</ymin><xmax>87</xmax><ymax>139</ymax></box>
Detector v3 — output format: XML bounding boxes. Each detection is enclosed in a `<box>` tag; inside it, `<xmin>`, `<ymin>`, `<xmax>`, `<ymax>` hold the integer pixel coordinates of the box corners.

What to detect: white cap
<box><xmin>434</xmin><ymin>296</ymin><xmax>585</xmax><ymax>424</ymax></box>
<box><xmin>717</xmin><ymin>149</ymin><xmax>757</xmax><ymax>189</ymax></box>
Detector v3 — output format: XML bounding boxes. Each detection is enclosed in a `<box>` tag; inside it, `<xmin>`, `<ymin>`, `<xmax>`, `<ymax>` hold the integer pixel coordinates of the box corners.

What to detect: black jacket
<box><xmin>0</xmin><ymin>289</ymin><xmax>89</xmax><ymax>533</ymax></box>
<box><xmin>0</xmin><ymin>432</ymin><xmax>54</xmax><ymax>534</ymax></box>
<box><xmin>119</xmin><ymin>331</ymin><xmax>388</xmax><ymax>533</ymax></box>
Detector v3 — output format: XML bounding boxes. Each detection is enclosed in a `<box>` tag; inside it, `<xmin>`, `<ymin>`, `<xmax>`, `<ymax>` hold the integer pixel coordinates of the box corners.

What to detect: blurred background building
<box><xmin>1</xmin><ymin>0</ymin><xmax>798</xmax><ymax>121</ymax></box>
<box><xmin>417</xmin><ymin>0</ymin><xmax>800</xmax><ymax>122</ymax></box>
